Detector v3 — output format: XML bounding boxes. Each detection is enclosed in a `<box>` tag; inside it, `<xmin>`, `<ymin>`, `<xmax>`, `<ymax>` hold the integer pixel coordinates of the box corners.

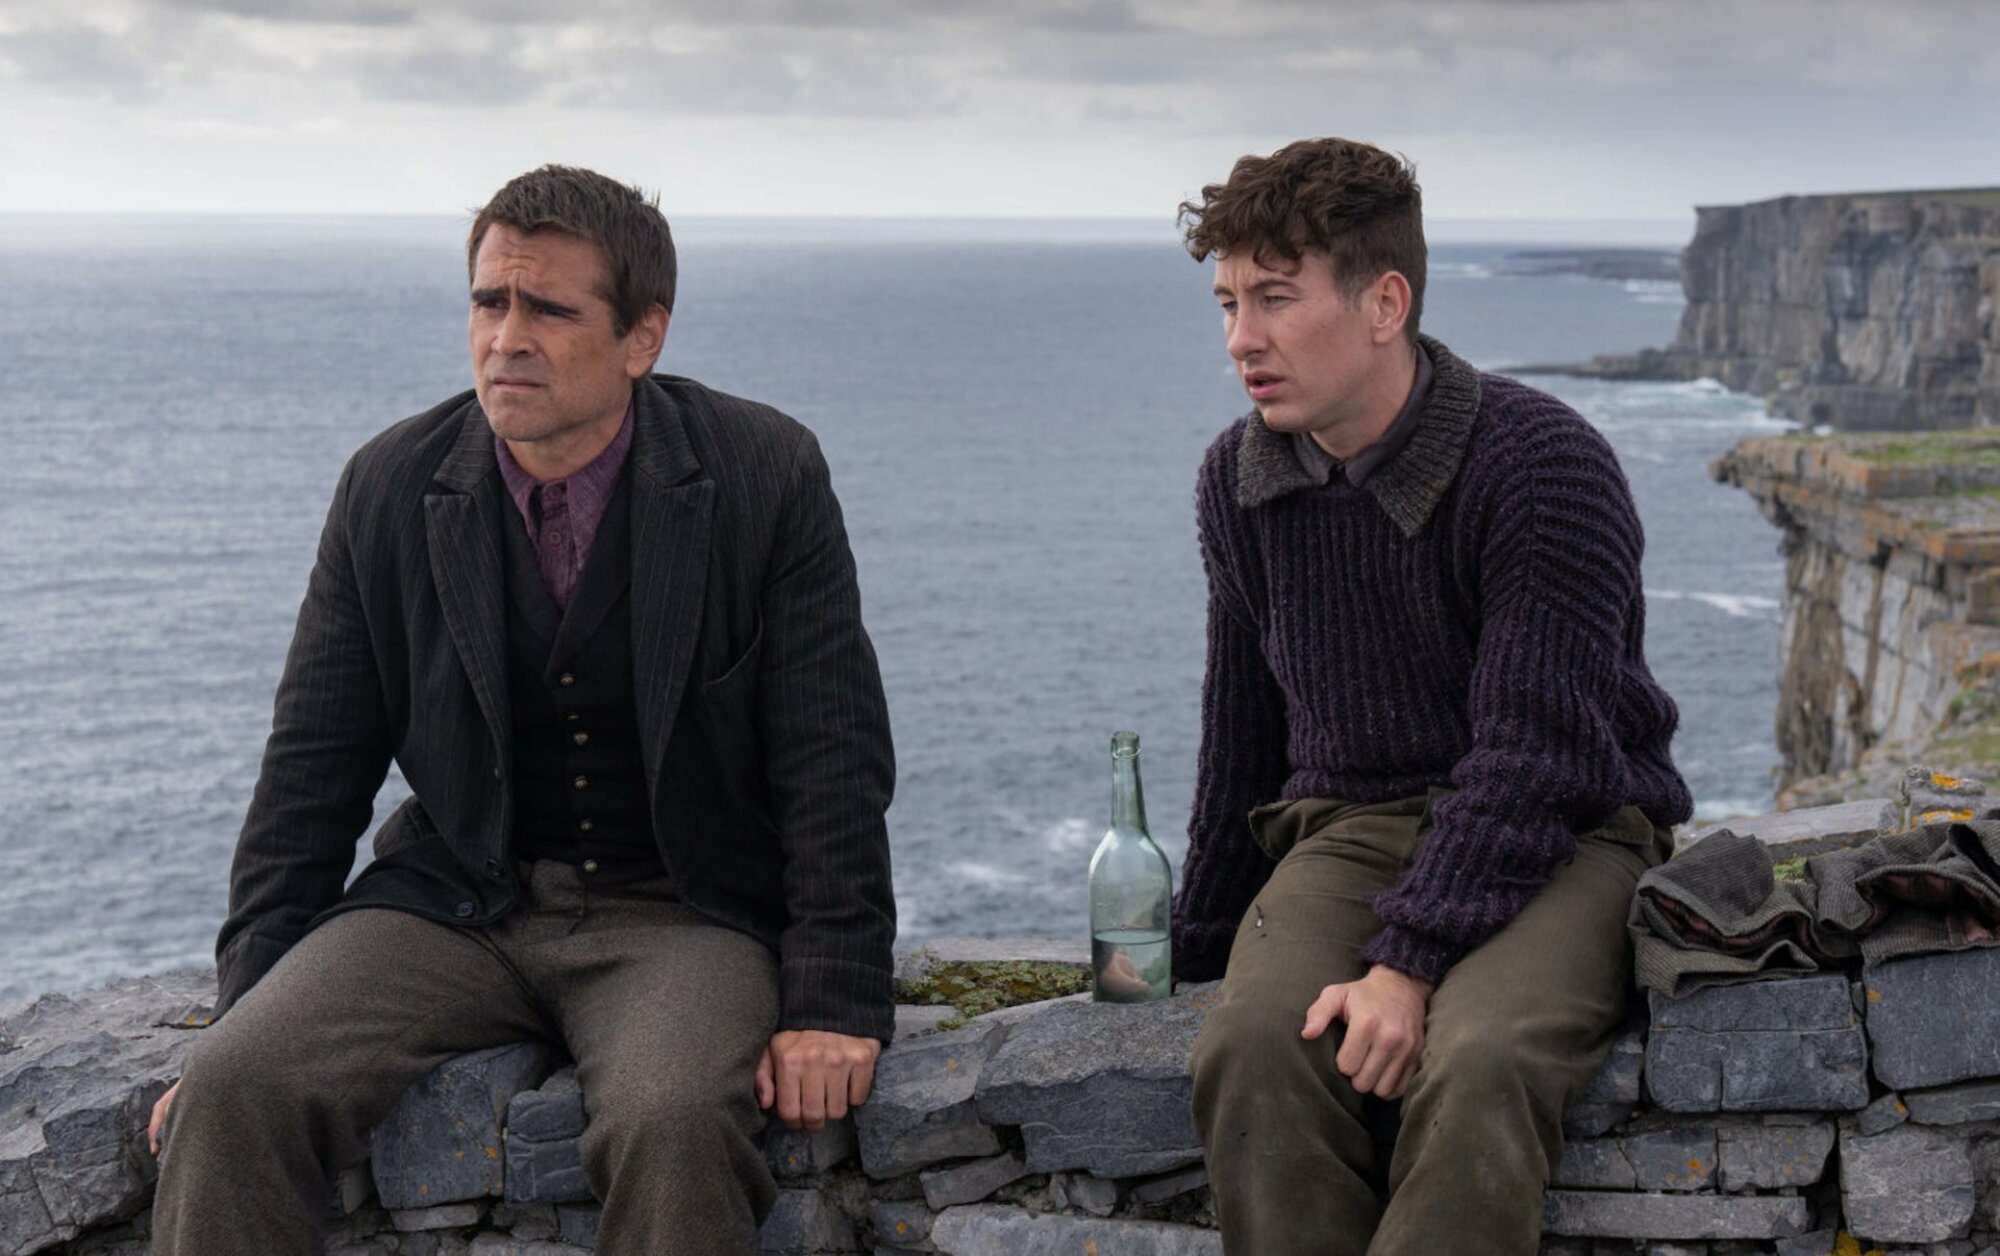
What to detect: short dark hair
<box><xmin>467</xmin><ymin>165</ymin><xmax>676</xmax><ymax>336</ymax></box>
<box><xmin>1179</xmin><ymin>137</ymin><xmax>1425</xmax><ymax>340</ymax></box>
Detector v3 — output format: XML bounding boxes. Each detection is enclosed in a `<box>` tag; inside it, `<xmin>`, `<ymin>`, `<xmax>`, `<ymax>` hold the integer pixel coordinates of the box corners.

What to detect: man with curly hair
<box><xmin>1174</xmin><ymin>137</ymin><xmax>1692</xmax><ymax>1254</ymax></box>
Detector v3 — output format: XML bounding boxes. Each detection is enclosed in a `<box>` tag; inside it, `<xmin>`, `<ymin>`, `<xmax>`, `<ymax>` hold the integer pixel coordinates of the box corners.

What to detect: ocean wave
<box><xmin>1431</xmin><ymin>263</ymin><xmax>1493</xmax><ymax>279</ymax></box>
<box><xmin>1039</xmin><ymin>816</ymin><xmax>1097</xmax><ymax>855</ymax></box>
<box><xmin>947</xmin><ymin>860</ymin><xmax>1032</xmax><ymax>889</ymax></box>
<box><xmin>1646</xmin><ymin>589</ymin><xmax>1782</xmax><ymax>620</ymax></box>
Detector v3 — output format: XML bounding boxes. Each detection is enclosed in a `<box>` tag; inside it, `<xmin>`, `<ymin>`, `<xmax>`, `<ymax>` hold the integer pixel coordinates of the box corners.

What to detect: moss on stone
<box><xmin>894</xmin><ymin>960</ymin><xmax>1091</xmax><ymax>1030</ymax></box>
<box><xmin>1771</xmin><ymin>856</ymin><xmax>1808</xmax><ymax>883</ymax></box>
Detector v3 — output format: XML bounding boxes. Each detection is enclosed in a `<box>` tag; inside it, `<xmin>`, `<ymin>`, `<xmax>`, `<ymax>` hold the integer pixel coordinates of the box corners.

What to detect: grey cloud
<box><xmin>346</xmin><ymin>41</ymin><xmax>556</xmax><ymax>106</ymax></box>
<box><xmin>0</xmin><ymin>24</ymin><xmax>158</xmax><ymax>97</ymax></box>
<box><xmin>155</xmin><ymin>0</ymin><xmax>418</xmax><ymax>25</ymax></box>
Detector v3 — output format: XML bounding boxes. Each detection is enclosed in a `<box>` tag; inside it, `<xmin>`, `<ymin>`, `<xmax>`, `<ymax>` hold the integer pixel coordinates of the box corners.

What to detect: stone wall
<box><xmin>10</xmin><ymin>828</ymin><xmax>2000</xmax><ymax>1256</ymax></box>
<box><xmin>1712</xmin><ymin>433</ymin><xmax>2000</xmax><ymax>791</ymax></box>
<box><xmin>1673</xmin><ymin>188</ymin><xmax>2000</xmax><ymax>432</ymax></box>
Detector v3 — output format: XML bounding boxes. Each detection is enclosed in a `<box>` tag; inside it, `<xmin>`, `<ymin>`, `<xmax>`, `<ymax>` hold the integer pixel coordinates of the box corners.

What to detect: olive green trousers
<box><xmin>1189</xmin><ymin>793</ymin><xmax>1670</xmax><ymax>1256</ymax></box>
<box><xmin>152</xmin><ymin>861</ymin><xmax>781</xmax><ymax>1256</ymax></box>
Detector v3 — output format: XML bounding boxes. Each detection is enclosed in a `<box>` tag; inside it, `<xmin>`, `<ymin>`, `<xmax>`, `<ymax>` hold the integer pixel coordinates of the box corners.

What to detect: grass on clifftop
<box><xmin>1846</xmin><ymin>433</ymin><xmax>2000</xmax><ymax>466</ymax></box>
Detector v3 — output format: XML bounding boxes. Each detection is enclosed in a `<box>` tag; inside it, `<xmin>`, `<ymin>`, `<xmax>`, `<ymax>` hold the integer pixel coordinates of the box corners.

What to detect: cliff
<box><xmin>1712</xmin><ymin>431</ymin><xmax>2000</xmax><ymax>799</ymax></box>
<box><xmin>1551</xmin><ymin>187</ymin><xmax>2000</xmax><ymax>433</ymax></box>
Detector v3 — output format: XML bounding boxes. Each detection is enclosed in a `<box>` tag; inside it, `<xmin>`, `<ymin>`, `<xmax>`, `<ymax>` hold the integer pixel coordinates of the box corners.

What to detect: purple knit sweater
<box><xmin>1173</xmin><ymin>336</ymin><xmax>1692</xmax><ymax>985</ymax></box>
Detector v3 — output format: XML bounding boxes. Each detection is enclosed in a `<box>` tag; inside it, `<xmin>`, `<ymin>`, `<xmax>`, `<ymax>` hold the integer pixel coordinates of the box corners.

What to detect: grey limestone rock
<box><xmin>372</xmin><ymin>1042</ymin><xmax>552</xmax><ymax>1210</ymax></box>
<box><xmin>1903</xmin><ymin>1080</ymin><xmax>2000</xmax><ymax>1126</ymax></box>
<box><xmin>1048</xmin><ymin>1172</ymin><xmax>1119</xmax><ymax>1217</ymax></box>
<box><xmin>854</xmin><ymin>1020</ymin><xmax>1008</xmax><ymax>1180</ymax></box>
<box><xmin>467</xmin><ymin>1234</ymin><xmax>590</xmax><ymax>1255</ymax></box>
<box><xmin>1622</xmin><ymin>1125</ymin><xmax>1718</xmax><ymax>1192</ymax></box>
<box><xmin>1650</xmin><ymin>976</ymin><xmax>1856</xmax><ymax>1034</ymax></box>
<box><xmin>1551</xmin><ymin>1138</ymin><xmax>1637</xmax><ymax>1190</ymax></box>
<box><xmin>555</xmin><ymin>1203</ymin><xmax>599</xmax><ymax>1248</ymax></box>
<box><xmin>1841</xmin><ymin>1123</ymin><xmax>1978</xmax><ymax>1244</ymax></box>
<box><xmin>504</xmin><ymin>1070</ymin><xmax>585</xmax><ymax>1143</ymax></box>
<box><xmin>928</xmin><ymin>1204</ymin><xmax>1222</xmax><ymax>1255</ymax></box>
<box><xmin>759</xmin><ymin>1188</ymin><xmax>859</xmax><ymax>1254</ymax></box>
<box><xmin>0</xmin><ymin>970</ymin><xmax>215</xmax><ymax>1256</ymax></box>
<box><xmin>972</xmin><ymin>982</ymin><xmax>1219</xmax><ymax>1178</ymax></box>
<box><xmin>1646</xmin><ymin>1026</ymin><xmax>1868</xmax><ymax>1112</ymax></box>
<box><xmin>488</xmin><ymin>1202</ymin><xmax>558</xmax><ymax>1240</ymax></box>
<box><xmin>918</xmin><ymin>1151</ymin><xmax>1029</xmax><ymax>1210</ymax></box>
<box><xmin>868</xmin><ymin>1200</ymin><xmax>933</xmax><ymax>1249</ymax></box>
<box><xmin>1540</xmin><ymin>1191</ymin><xmax>1812</xmax><ymax>1240</ymax></box>
<box><xmin>894</xmin><ymin>1006</ymin><xmax>960</xmax><ymax>1041</ymax></box>
<box><xmin>766</xmin><ymin>1120</ymin><xmax>857</xmax><ymax>1180</ymax></box>
<box><xmin>1864</xmin><ymin>949</ymin><xmax>2000</xmax><ymax>1090</ymax></box>
<box><xmin>502</xmin><ymin>1133</ymin><xmax>590</xmax><ymax>1206</ymax></box>
<box><xmin>1856</xmin><ymin>1093</ymin><xmax>1912</xmax><ymax>1136</ymax></box>
<box><xmin>1715</xmin><ymin>1118</ymin><xmax>1837</xmax><ymax>1191</ymax></box>
<box><xmin>1681</xmin><ymin>798</ymin><xmax>1900</xmax><ymax>855</ymax></box>
<box><xmin>1902</xmin><ymin>767</ymin><xmax>1989</xmax><ymax>825</ymax></box>
<box><xmin>393</xmin><ymin>1203</ymin><xmax>488</xmax><ymax>1231</ymax></box>
<box><xmin>1129</xmin><ymin>1165</ymin><xmax>1209</xmax><ymax>1205</ymax></box>
<box><xmin>1774</xmin><ymin>1233</ymin><xmax>1841</xmax><ymax>1256</ymax></box>
<box><xmin>1565</xmin><ymin>1027</ymin><xmax>1646</xmax><ymax>1137</ymax></box>
<box><xmin>1646</xmin><ymin>980</ymin><xmax>1867</xmax><ymax>1112</ymax></box>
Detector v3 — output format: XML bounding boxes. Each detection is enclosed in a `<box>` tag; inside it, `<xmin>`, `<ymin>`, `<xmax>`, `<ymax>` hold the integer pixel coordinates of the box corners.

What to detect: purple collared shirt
<box><xmin>494</xmin><ymin>402</ymin><xmax>634</xmax><ymax>612</ymax></box>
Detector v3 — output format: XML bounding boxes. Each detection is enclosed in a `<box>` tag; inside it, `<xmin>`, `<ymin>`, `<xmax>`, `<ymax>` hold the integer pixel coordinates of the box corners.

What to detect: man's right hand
<box><xmin>148</xmin><ymin>1080</ymin><xmax>179</xmax><ymax>1156</ymax></box>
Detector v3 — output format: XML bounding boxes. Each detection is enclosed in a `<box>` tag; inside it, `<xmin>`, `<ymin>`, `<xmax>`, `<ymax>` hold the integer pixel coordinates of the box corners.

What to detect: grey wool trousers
<box><xmin>1189</xmin><ymin>793</ymin><xmax>1670</xmax><ymax>1256</ymax></box>
<box><xmin>152</xmin><ymin>860</ymin><xmax>782</xmax><ymax>1256</ymax></box>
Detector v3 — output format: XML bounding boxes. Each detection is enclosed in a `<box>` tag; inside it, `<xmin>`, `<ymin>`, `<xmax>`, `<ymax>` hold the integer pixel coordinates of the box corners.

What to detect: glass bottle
<box><xmin>1088</xmin><ymin>730</ymin><xmax>1173</xmax><ymax>1002</ymax></box>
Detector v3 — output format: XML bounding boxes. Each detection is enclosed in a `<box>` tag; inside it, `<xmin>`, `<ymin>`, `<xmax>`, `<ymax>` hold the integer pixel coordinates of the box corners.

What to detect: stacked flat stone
<box><xmin>12</xmin><ymin>790</ymin><xmax>2000</xmax><ymax>1254</ymax></box>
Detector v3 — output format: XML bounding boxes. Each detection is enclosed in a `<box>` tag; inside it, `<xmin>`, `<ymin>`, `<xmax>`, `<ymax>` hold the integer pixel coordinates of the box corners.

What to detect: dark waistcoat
<box><xmin>500</xmin><ymin>477</ymin><xmax>664</xmax><ymax>883</ymax></box>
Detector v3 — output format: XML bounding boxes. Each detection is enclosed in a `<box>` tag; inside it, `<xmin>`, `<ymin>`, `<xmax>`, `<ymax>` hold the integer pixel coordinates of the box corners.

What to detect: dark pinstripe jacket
<box><xmin>215</xmin><ymin>374</ymin><xmax>898</xmax><ymax>1041</ymax></box>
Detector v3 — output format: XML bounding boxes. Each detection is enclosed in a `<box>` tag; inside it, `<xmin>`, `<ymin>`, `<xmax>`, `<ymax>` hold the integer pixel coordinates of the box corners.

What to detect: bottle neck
<box><xmin>1111</xmin><ymin>750</ymin><xmax>1149</xmax><ymax>834</ymax></box>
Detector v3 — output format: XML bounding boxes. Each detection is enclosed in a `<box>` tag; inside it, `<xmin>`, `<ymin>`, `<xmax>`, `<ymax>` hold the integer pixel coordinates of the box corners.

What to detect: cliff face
<box><xmin>1712</xmin><ymin>432</ymin><xmax>2000</xmax><ymax>794</ymax></box>
<box><xmin>1676</xmin><ymin>189</ymin><xmax>2000</xmax><ymax>431</ymax></box>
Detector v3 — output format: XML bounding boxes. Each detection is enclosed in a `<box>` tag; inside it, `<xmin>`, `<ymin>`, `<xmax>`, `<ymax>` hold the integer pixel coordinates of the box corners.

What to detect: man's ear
<box><xmin>625</xmin><ymin>304</ymin><xmax>670</xmax><ymax>378</ymax></box>
<box><xmin>1369</xmin><ymin>272</ymin><xmax>1412</xmax><ymax>346</ymax></box>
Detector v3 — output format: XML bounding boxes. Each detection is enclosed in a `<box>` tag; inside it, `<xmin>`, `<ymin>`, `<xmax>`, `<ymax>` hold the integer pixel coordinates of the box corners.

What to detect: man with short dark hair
<box><xmin>1174</xmin><ymin>137</ymin><xmax>1692</xmax><ymax>1254</ymax></box>
<box><xmin>148</xmin><ymin>165</ymin><xmax>896</xmax><ymax>1255</ymax></box>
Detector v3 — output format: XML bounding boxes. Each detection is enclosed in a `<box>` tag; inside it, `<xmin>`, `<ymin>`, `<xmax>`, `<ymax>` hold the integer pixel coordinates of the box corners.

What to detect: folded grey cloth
<box><xmin>1629</xmin><ymin>820</ymin><xmax>2000</xmax><ymax>995</ymax></box>
<box><xmin>1629</xmin><ymin>830</ymin><xmax>1838</xmax><ymax>997</ymax></box>
<box><xmin>1812</xmin><ymin>821</ymin><xmax>2000</xmax><ymax>964</ymax></box>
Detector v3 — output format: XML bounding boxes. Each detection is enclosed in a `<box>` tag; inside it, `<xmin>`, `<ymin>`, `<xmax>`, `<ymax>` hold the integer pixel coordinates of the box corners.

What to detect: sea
<box><xmin>0</xmin><ymin>215</ymin><xmax>1792</xmax><ymax>1006</ymax></box>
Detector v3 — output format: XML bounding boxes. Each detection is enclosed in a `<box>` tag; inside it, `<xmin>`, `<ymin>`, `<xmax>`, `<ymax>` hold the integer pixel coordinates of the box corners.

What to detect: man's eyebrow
<box><xmin>469</xmin><ymin>285</ymin><xmax>583</xmax><ymax>317</ymax></box>
<box><xmin>1213</xmin><ymin>277</ymin><xmax>1296</xmax><ymax>298</ymax></box>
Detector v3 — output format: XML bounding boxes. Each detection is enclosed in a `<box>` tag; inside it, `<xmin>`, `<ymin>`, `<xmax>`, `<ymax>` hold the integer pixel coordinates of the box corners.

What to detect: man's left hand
<box><xmin>756</xmin><ymin>1030</ymin><xmax>881</xmax><ymax>1131</ymax></box>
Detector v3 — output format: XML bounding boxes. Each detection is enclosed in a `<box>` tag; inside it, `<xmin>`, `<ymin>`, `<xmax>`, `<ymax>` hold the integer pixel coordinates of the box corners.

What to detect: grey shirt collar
<box><xmin>1236</xmin><ymin>334</ymin><xmax>1483</xmax><ymax>537</ymax></box>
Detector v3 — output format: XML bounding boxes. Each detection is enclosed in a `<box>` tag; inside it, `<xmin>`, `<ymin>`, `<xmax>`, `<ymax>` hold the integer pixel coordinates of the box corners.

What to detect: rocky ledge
<box><xmin>10</xmin><ymin>796</ymin><xmax>2000</xmax><ymax>1255</ymax></box>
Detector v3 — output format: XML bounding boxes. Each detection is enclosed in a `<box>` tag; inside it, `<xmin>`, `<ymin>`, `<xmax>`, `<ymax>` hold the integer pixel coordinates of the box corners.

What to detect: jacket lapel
<box><xmin>627</xmin><ymin>377</ymin><xmax>714</xmax><ymax>792</ymax></box>
<box><xmin>425</xmin><ymin>407</ymin><xmax>511</xmax><ymax>764</ymax></box>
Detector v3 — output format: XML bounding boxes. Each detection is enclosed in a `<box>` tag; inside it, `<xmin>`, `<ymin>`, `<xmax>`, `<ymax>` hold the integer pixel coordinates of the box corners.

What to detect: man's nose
<box><xmin>1226</xmin><ymin>310</ymin><xmax>1263</xmax><ymax>360</ymax></box>
<box><xmin>490</xmin><ymin>304</ymin><xmax>534</xmax><ymax>356</ymax></box>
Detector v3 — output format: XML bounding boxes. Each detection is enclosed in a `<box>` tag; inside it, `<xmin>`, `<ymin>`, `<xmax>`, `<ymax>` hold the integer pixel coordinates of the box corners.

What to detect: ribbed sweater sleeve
<box><xmin>1358</xmin><ymin>394</ymin><xmax>1647</xmax><ymax>983</ymax></box>
<box><xmin>1174</xmin><ymin>427</ymin><xmax>1290</xmax><ymax>982</ymax></box>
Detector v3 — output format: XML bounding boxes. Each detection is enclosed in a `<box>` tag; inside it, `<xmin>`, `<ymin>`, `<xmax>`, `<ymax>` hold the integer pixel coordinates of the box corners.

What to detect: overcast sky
<box><xmin>3</xmin><ymin>0</ymin><xmax>1997</xmax><ymax>227</ymax></box>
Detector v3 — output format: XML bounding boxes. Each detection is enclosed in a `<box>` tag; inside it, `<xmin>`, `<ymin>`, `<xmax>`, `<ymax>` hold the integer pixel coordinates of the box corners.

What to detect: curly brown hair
<box><xmin>468</xmin><ymin>165</ymin><xmax>676</xmax><ymax>337</ymax></box>
<box><xmin>1179</xmin><ymin>137</ymin><xmax>1425</xmax><ymax>340</ymax></box>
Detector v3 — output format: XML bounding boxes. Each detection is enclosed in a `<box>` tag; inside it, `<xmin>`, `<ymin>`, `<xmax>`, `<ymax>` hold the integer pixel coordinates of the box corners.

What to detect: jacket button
<box><xmin>454</xmin><ymin>901</ymin><xmax>476</xmax><ymax>919</ymax></box>
<box><xmin>573</xmin><ymin>775</ymin><xmax>588</xmax><ymax>790</ymax></box>
<box><xmin>491</xmin><ymin>767</ymin><xmax>501</xmax><ymax>782</ymax></box>
<box><xmin>572</xmin><ymin>732</ymin><xmax>589</xmax><ymax>747</ymax></box>
<box><xmin>485</xmin><ymin>858</ymin><xmax>504</xmax><ymax>879</ymax></box>
<box><xmin>559</xmin><ymin>673</ymin><xmax>576</xmax><ymax>687</ymax></box>
<box><xmin>579</xmin><ymin>819</ymin><xmax>594</xmax><ymax>833</ymax></box>
<box><xmin>582</xmin><ymin>859</ymin><xmax>600</xmax><ymax>874</ymax></box>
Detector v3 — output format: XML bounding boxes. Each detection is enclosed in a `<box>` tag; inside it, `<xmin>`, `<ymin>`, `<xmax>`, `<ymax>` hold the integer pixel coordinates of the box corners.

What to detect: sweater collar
<box><xmin>1235</xmin><ymin>333</ymin><xmax>1482</xmax><ymax>536</ymax></box>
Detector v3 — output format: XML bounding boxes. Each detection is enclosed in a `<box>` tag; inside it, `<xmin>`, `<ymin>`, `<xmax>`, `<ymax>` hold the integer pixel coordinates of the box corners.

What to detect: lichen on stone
<box><xmin>894</xmin><ymin>960</ymin><xmax>1090</xmax><ymax>1030</ymax></box>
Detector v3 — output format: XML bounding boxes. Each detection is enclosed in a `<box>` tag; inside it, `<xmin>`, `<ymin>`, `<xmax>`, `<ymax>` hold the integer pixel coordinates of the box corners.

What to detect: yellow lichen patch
<box><xmin>418</xmin><ymin>1184</ymin><xmax>429</xmax><ymax>1197</ymax></box>
<box><xmin>1894</xmin><ymin>1099</ymin><xmax>1907</xmax><ymax>1114</ymax></box>
<box><xmin>1931</xmin><ymin>773</ymin><xmax>1963</xmax><ymax>788</ymax></box>
<box><xmin>453</xmin><ymin>1149</ymin><xmax>465</xmax><ymax>1160</ymax></box>
<box><xmin>1832</xmin><ymin>1232</ymin><xmax>1885</xmax><ymax>1256</ymax></box>
<box><xmin>1085</xmin><ymin>1243</ymin><xmax>1100</xmax><ymax>1256</ymax></box>
<box><xmin>894</xmin><ymin>1222</ymin><xmax>909</xmax><ymax>1236</ymax></box>
<box><xmin>485</xmin><ymin>1146</ymin><xmax>498</xmax><ymax>1159</ymax></box>
<box><xmin>1916</xmin><ymin>808</ymin><xmax>1976</xmax><ymax>823</ymax></box>
<box><xmin>1687</xmin><ymin>1158</ymin><xmax>1703</xmax><ymax>1172</ymax></box>
<box><xmin>1866</xmin><ymin>988</ymin><xmax>1883</xmax><ymax>1002</ymax></box>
